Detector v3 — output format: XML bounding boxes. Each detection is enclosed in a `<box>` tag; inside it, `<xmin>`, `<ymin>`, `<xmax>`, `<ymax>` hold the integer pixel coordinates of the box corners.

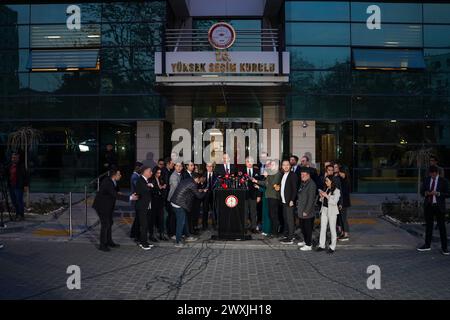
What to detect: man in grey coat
<box><xmin>168</xmin><ymin>162</ymin><xmax>183</xmax><ymax>202</ymax></box>
<box><xmin>297</xmin><ymin>167</ymin><xmax>317</xmax><ymax>251</ymax></box>
<box><xmin>167</xmin><ymin>162</ymin><xmax>183</xmax><ymax>240</ymax></box>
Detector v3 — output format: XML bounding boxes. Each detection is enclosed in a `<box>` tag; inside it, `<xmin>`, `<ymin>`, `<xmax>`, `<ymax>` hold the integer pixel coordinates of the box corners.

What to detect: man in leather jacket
<box><xmin>170</xmin><ymin>172</ymin><xmax>208</xmax><ymax>247</ymax></box>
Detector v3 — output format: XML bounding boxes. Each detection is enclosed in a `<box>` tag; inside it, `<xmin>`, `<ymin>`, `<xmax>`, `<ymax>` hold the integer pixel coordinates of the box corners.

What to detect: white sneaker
<box><xmin>185</xmin><ymin>237</ymin><xmax>197</xmax><ymax>242</ymax></box>
<box><xmin>139</xmin><ymin>244</ymin><xmax>152</xmax><ymax>251</ymax></box>
<box><xmin>297</xmin><ymin>241</ymin><xmax>306</xmax><ymax>247</ymax></box>
<box><xmin>300</xmin><ymin>245</ymin><xmax>312</xmax><ymax>251</ymax></box>
<box><xmin>171</xmin><ymin>235</ymin><xmax>176</xmax><ymax>241</ymax></box>
<box><xmin>174</xmin><ymin>243</ymin><xmax>185</xmax><ymax>248</ymax></box>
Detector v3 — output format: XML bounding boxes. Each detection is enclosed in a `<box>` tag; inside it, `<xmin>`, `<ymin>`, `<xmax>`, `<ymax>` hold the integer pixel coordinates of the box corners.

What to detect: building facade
<box><xmin>1</xmin><ymin>0</ymin><xmax>449</xmax><ymax>192</ymax></box>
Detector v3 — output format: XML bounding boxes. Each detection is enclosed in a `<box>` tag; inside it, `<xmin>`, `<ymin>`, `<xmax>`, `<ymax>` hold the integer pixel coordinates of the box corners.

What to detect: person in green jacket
<box><xmin>253</xmin><ymin>159</ymin><xmax>282</xmax><ymax>238</ymax></box>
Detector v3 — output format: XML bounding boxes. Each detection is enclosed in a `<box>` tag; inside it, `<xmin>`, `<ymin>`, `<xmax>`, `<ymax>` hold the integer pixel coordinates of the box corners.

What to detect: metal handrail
<box><xmin>164</xmin><ymin>28</ymin><xmax>279</xmax><ymax>51</ymax></box>
<box><xmin>68</xmin><ymin>171</ymin><xmax>109</xmax><ymax>238</ymax></box>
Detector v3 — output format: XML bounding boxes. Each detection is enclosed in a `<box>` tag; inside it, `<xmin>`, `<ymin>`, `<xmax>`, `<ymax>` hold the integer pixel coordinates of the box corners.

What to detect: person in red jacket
<box><xmin>6</xmin><ymin>153</ymin><xmax>29</xmax><ymax>221</ymax></box>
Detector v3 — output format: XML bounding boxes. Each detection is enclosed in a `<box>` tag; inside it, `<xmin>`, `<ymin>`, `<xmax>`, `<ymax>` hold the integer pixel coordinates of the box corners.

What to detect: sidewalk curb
<box><xmin>380</xmin><ymin>214</ymin><xmax>450</xmax><ymax>243</ymax></box>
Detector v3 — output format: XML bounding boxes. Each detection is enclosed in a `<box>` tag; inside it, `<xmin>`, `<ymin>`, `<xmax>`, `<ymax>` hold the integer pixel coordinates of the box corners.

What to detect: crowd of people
<box><xmin>92</xmin><ymin>152</ymin><xmax>354</xmax><ymax>253</ymax></box>
<box><xmin>0</xmin><ymin>149</ymin><xmax>447</xmax><ymax>256</ymax></box>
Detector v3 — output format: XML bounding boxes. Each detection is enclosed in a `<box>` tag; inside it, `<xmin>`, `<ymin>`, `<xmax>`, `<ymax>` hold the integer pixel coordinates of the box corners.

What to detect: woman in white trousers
<box><xmin>317</xmin><ymin>176</ymin><xmax>341</xmax><ymax>254</ymax></box>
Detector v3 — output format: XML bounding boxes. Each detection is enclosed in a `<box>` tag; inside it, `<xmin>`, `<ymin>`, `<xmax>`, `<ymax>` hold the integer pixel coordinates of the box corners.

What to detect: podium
<box><xmin>214</xmin><ymin>189</ymin><xmax>249</xmax><ymax>240</ymax></box>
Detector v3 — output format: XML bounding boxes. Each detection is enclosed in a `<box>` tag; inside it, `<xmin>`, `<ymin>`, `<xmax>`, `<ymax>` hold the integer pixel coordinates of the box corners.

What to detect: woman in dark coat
<box><xmin>151</xmin><ymin>167</ymin><xmax>168</xmax><ymax>241</ymax></box>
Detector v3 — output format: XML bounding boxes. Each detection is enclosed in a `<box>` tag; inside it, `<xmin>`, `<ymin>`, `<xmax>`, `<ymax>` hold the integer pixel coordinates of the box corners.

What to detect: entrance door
<box><xmin>198</xmin><ymin>118</ymin><xmax>261</xmax><ymax>166</ymax></box>
<box><xmin>99</xmin><ymin>122</ymin><xmax>136</xmax><ymax>186</ymax></box>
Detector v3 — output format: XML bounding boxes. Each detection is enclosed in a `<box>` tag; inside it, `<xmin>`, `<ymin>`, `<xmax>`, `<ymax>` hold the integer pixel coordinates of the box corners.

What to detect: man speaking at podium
<box><xmin>215</xmin><ymin>153</ymin><xmax>236</xmax><ymax>176</ymax></box>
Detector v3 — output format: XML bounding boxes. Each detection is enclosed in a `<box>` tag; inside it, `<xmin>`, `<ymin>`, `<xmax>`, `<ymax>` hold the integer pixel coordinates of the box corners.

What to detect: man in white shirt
<box><xmin>244</xmin><ymin>157</ymin><xmax>261</xmax><ymax>233</ymax></box>
<box><xmin>418</xmin><ymin>166</ymin><xmax>449</xmax><ymax>255</ymax></box>
<box><xmin>279</xmin><ymin>160</ymin><xmax>298</xmax><ymax>245</ymax></box>
<box><xmin>202</xmin><ymin>163</ymin><xmax>217</xmax><ymax>230</ymax></box>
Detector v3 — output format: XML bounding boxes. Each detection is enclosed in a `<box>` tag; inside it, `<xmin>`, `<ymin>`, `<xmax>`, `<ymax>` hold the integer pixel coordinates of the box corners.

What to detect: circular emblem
<box><xmin>225</xmin><ymin>195</ymin><xmax>238</xmax><ymax>208</ymax></box>
<box><xmin>208</xmin><ymin>22</ymin><xmax>236</xmax><ymax>50</ymax></box>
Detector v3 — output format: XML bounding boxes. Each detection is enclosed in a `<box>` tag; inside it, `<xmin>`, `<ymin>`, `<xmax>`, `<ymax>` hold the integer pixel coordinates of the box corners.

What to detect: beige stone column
<box><xmin>136</xmin><ymin>121</ymin><xmax>163</xmax><ymax>165</ymax></box>
<box><xmin>261</xmin><ymin>105</ymin><xmax>282</xmax><ymax>160</ymax></box>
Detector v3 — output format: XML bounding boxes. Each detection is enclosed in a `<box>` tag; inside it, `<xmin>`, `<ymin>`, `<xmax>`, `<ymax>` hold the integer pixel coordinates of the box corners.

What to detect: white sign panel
<box><xmin>155</xmin><ymin>51</ymin><xmax>290</xmax><ymax>75</ymax></box>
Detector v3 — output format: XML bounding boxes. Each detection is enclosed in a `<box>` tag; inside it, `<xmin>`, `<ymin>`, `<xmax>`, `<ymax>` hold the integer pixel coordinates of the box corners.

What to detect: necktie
<box><xmin>226</xmin><ymin>165</ymin><xmax>229</xmax><ymax>174</ymax></box>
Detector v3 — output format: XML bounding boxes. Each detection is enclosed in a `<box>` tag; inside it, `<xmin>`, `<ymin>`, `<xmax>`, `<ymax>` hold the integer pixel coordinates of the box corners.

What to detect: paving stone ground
<box><xmin>1</xmin><ymin>196</ymin><xmax>449</xmax><ymax>300</ymax></box>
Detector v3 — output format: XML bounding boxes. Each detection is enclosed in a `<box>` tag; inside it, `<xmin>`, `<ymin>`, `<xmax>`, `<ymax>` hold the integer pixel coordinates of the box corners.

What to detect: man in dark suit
<box><xmin>244</xmin><ymin>157</ymin><xmax>261</xmax><ymax>233</ymax></box>
<box><xmin>202</xmin><ymin>162</ymin><xmax>218</xmax><ymax>230</ymax></box>
<box><xmin>161</xmin><ymin>157</ymin><xmax>175</xmax><ymax>238</ymax></box>
<box><xmin>290</xmin><ymin>155</ymin><xmax>301</xmax><ymax>180</ymax></box>
<box><xmin>182</xmin><ymin>161</ymin><xmax>199</xmax><ymax>234</ymax></box>
<box><xmin>130</xmin><ymin>161</ymin><xmax>143</xmax><ymax>242</ymax></box>
<box><xmin>279</xmin><ymin>160</ymin><xmax>299</xmax><ymax>244</ymax></box>
<box><xmin>417</xmin><ymin>166</ymin><xmax>449</xmax><ymax>255</ymax></box>
<box><xmin>215</xmin><ymin>153</ymin><xmax>236</xmax><ymax>176</ymax></box>
<box><xmin>92</xmin><ymin>168</ymin><xmax>137</xmax><ymax>252</ymax></box>
<box><xmin>134</xmin><ymin>166</ymin><xmax>155</xmax><ymax>250</ymax></box>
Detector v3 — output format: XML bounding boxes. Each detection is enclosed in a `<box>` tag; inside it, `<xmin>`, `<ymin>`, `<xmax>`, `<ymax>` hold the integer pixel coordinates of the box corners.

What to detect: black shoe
<box><xmin>327</xmin><ymin>248</ymin><xmax>335</xmax><ymax>254</ymax></box>
<box><xmin>160</xmin><ymin>234</ymin><xmax>169</xmax><ymax>241</ymax></box>
<box><xmin>316</xmin><ymin>247</ymin><xmax>325</xmax><ymax>252</ymax></box>
<box><xmin>99</xmin><ymin>245</ymin><xmax>110</xmax><ymax>252</ymax></box>
<box><xmin>107</xmin><ymin>242</ymin><xmax>120</xmax><ymax>248</ymax></box>
<box><xmin>149</xmin><ymin>236</ymin><xmax>159</xmax><ymax>243</ymax></box>
<box><xmin>417</xmin><ymin>244</ymin><xmax>431</xmax><ymax>252</ymax></box>
<box><xmin>442</xmin><ymin>249</ymin><xmax>449</xmax><ymax>256</ymax></box>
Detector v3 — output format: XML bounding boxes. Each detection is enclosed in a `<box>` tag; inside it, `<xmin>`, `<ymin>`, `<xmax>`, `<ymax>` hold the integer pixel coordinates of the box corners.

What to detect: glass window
<box><xmin>285</xmin><ymin>1</ymin><xmax>349</xmax><ymax>22</ymax></box>
<box><xmin>29</xmin><ymin>72</ymin><xmax>100</xmax><ymax>94</ymax></box>
<box><xmin>424</xmin><ymin>97</ymin><xmax>450</xmax><ymax>120</ymax></box>
<box><xmin>0</xmin><ymin>96</ymin><xmax>29</xmax><ymax>120</ymax></box>
<box><xmin>286</xmin><ymin>22</ymin><xmax>350</xmax><ymax>46</ymax></box>
<box><xmin>351</xmin><ymin>2</ymin><xmax>422</xmax><ymax>23</ymax></box>
<box><xmin>100</xmin><ymin>70</ymin><xmax>155</xmax><ymax>94</ymax></box>
<box><xmin>425</xmin><ymin>73</ymin><xmax>450</xmax><ymax>96</ymax></box>
<box><xmin>291</xmin><ymin>70</ymin><xmax>351</xmax><ymax>94</ymax></box>
<box><xmin>352</xmin><ymin>71</ymin><xmax>425</xmax><ymax>95</ymax></box>
<box><xmin>101</xmin><ymin>1</ymin><xmax>166</xmax><ymax>22</ymax></box>
<box><xmin>0</xmin><ymin>73</ymin><xmax>29</xmax><ymax>95</ymax></box>
<box><xmin>424</xmin><ymin>25</ymin><xmax>450</xmax><ymax>48</ymax></box>
<box><xmin>352</xmin><ymin>48</ymin><xmax>425</xmax><ymax>70</ymax></box>
<box><xmin>288</xmin><ymin>46</ymin><xmax>350</xmax><ymax>70</ymax></box>
<box><xmin>100</xmin><ymin>96</ymin><xmax>163</xmax><ymax>119</ymax></box>
<box><xmin>0</xmin><ymin>5</ymin><xmax>30</xmax><ymax>25</ymax></box>
<box><xmin>0</xmin><ymin>25</ymin><xmax>30</xmax><ymax>48</ymax></box>
<box><xmin>355</xmin><ymin>121</ymin><xmax>425</xmax><ymax>144</ymax></box>
<box><xmin>424</xmin><ymin>49</ymin><xmax>450</xmax><ymax>72</ymax></box>
<box><xmin>101</xmin><ymin>47</ymin><xmax>157</xmax><ymax>71</ymax></box>
<box><xmin>423</xmin><ymin>121</ymin><xmax>450</xmax><ymax>145</ymax></box>
<box><xmin>351</xmin><ymin>23</ymin><xmax>422</xmax><ymax>47</ymax></box>
<box><xmin>30</xmin><ymin>3</ymin><xmax>101</xmax><ymax>24</ymax></box>
<box><xmin>286</xmin><ymin>95</ymin><xmax>351</xmax><ymax>120</ymax></box>
<box><xmin>424</xmin><ymin>4</ymin><xmax>450</xmax><ymax>23</ymax></box>
<box><xmin>29</xmin><ymin>49</ymin><xmax>99</xmax><ymax>70</ymax></box>
<box><xmin>352</xmin><ymin>96</ymin><xmax>423</xmax><ymax>119</ymax></box>
<box><xmin>30</xmin><ymin>24</ymin><xmax>101</xmax><ymax>48</ymax></box>
<box><xmin>28</xmin><ymin>96</ymin><xmax>100</xmax><ymax>119</ymax></box>
<box><xmin>101</xmin><ymin>22</ymin><xmax>163</xmax><ymax>47</ymax></box>
<box><xmin>0</xmin><ymin>49</ymin><xmax>29</xmax><ymax>72</ymax></box>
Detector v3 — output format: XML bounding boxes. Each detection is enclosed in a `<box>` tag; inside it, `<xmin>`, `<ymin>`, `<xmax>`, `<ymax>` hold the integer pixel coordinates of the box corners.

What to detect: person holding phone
<box><xmin>317</xmin><ymin>176</ymin><xmax>341</xmax><ymax>254</ymax></box>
